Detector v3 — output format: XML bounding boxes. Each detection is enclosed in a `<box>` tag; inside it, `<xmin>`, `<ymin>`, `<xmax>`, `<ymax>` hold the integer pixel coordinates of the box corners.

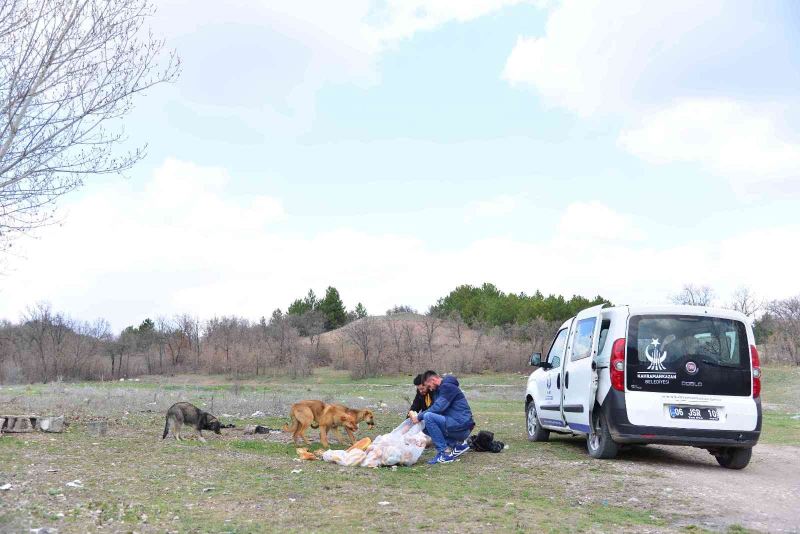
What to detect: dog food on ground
<box><xmin>346</xmin><ymin>437</ymin><xmax>372</xmax><ymax>452</ymax></box>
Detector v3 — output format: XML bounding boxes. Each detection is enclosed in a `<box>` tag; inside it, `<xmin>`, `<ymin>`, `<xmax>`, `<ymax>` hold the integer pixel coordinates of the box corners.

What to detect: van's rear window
<box><xmin>626</xmin><ymin>315</ymin><xmax>751</xmax><ymax>396</ymax></box>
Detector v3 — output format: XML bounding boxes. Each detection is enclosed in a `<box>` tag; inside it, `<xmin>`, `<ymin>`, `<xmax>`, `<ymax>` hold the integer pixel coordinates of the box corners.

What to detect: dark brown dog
<box><xmin>162</xmin><ymin>402</ymin><xmax>222</xmax><ymax>442</ymax></box>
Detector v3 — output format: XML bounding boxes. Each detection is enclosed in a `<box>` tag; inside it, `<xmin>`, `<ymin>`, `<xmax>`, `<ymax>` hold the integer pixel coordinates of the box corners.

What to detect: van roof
<box><xmin>557</xmin><ymin>304</ymin><xmax>751</xmax><ymax>331</ymax></box>
<box><xmin>604</xmin><ymin>304</ymin><xmax>750</xmax><ymax>323</ymax></box>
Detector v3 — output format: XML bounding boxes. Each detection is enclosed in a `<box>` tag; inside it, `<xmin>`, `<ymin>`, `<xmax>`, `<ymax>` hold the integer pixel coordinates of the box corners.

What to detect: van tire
<box><xmin>526</xmin><ymin>401</ymin><xmax>550</xmax><ymax>442</ymax></box>
<box><xmin>587</xmin><ymin>410</ymin><xmax>619</xmax><ymax>459</ymax></box>
<box><xmin>715</xmin><ymin>447</ymin><xmax>752</xmax><ymax>470</ymax></box>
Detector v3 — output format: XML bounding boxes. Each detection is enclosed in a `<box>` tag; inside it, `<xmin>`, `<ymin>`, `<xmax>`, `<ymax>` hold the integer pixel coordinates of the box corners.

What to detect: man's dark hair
<box><xmin>413</xmin><ymin>374</ymin><xmax>423</xmax><ymax>386</ymax></box>
<box><xmin>422</xmin><ymin>370</ymin><xmax>438</xmax><ymax>382</ymax></box>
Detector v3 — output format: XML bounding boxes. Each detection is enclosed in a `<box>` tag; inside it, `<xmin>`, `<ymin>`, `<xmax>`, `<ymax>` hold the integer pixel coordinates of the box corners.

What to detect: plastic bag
<box><xmin>363</xmin><ymin>419</ymin><xmax>426</xmax><ymax>467</ymax></box>
<box><xmin>322</xmin><ymin>448</ymin><xmax>367</xmax><ymax>466</ymax></box>
<box><xmin>321</xmin><ymin>419</ymin><xmax>427</xmax><ymax>468</ymax></box>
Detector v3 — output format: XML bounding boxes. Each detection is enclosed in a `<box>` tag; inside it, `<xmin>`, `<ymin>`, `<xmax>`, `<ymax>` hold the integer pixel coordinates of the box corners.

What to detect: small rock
<box><xmin>0</xmin><ymin>483</ymin><xmax>11</xmax><ymax>491</ymax></box>
<box><xmin>378</xmin><ymin>501</ymin><xmax>391</xmax><ymax>506</ymax></box>
<box><xmin>251</xmin><ymin>411</ymin><xmax>265</xmax><ymax>418</ymax></box>
<box><xmin>202</xmin><ymin>487</ymin><xmax>215</xmax><ymax>493</ymax></box>
<box><xmin>628</xmin><ymin>497</ymin><xmax>640</xmax><ymax>503</ymax></box>
<box><xmin>37</xmin><ymin>416</ymin><xmax>65</xmax><ymax>433</ymax></box>
<box><xmin>65</xmin><ymin>480</ymin><xmax>83</xmax><ymax>489</ymax></box>
<box><xmin>291</xmin><ymin>469</ymin><xmax>302</xmax><ymax>474</ymax></box>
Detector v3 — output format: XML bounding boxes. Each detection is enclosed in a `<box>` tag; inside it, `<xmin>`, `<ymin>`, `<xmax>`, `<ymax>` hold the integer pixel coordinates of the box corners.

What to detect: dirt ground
<box><xmin>605</xmin><ymin>443</ymin><xmax>800</xmax><ymax>533</ymax></box>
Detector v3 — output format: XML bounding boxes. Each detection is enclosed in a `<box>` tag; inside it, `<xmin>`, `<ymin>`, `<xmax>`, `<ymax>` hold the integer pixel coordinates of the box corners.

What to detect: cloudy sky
<box><xmin>2</xmin><ymin>0</ymin><xmax>799</xmax><ymax>330</ymax></box>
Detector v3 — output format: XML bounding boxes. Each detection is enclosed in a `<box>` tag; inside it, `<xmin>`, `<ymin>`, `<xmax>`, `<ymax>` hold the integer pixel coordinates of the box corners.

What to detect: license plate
<box><xmin>669</xmin><ymin>405</ymin><xmax>719</xmax><ymax>421</ymax></box>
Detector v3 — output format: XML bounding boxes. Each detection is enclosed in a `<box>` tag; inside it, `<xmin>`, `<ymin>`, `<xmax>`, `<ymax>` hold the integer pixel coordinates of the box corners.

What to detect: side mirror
<box><xmin>529</xmin><ymin>352</ymin><xmax>543</xmax><ymax>367</ymax></box>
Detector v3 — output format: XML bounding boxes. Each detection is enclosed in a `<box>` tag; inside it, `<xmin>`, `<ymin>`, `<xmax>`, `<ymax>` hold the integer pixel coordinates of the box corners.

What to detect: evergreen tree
<box><xmin>319</xmin><ymin>286</ymin><xmax>347</xmax><ymax>330</ymax></box>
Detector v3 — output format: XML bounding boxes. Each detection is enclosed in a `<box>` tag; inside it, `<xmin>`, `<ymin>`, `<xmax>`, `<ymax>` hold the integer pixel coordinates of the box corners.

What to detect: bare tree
<box><xmin>23</xmin><ymin>302</ymin><xmax>52</xmax><ymax>382</ymax></box>
<box><xmin>671</xmin><ymin>284</ymin><xmax>715</xmax><ymax>306</ymax></box>
<box><xmin>768</xmin><ymin>296</ymin><xmax>800</xmax><ymax>365</ymax></box>
<box><xmin>176</xmin><ymin>314</ymin><xmax>201</xmax><ymax>368</ymax></box>
<box><xmin>0</xmin><ymin>0</ymin><xmax>179</xmax><ymax>252</ymax></box>
<box><xmin>728</xmin><ymin>287</ymin><xmax>763</xmax><ymax>318</ymax></box>
<box><xmin>421</xmin><ymin>312</ymin><xmax>441</xmax><ymax>361</ymax></box>
<box><xmin>385</xmin><ymin>314</ymin><xmax>405</xmax><ymax>371</ymax></box>
<box><xmin>401</xmin><ymin>321</ymin><xmax>419</xmax><ymax>371</ymax></box>
<box><xmin>344</xmin><ymin>316</ymin><xmax>384</xmax><ymax>377</ymax></box>
<box><xmin>447</xmin><ymin>310</ymin><xmax>465</xmax><ymax>348</ymax></box>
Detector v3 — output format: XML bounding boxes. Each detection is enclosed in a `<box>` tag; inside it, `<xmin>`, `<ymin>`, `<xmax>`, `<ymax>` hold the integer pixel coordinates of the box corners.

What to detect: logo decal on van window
<box><xmin>645</xmin><ymin>338</ymin><xmax>668</xmax><ymax>371</ymax></box>
<box><xmin>685</xmin><ymin>361</ymin><xmax>699</xmax><ymax>375</ymax></box>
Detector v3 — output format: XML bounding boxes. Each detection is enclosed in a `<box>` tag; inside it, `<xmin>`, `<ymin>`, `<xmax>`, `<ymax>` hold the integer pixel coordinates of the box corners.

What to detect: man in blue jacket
<box><xmin>410</xmin><ymin>370</ymin><xmax>475</xmax><ymax>464</ymax></box>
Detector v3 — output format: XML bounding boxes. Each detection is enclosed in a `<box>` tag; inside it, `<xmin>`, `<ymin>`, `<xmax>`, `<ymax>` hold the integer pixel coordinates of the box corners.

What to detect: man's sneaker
<box><xmin>451</xmin><ymin>440</ymin><xmax>470</xmax><ymax>457</ymax></box>
<box><xmin>427</xmin><ymin>451</ymin><xmax>457</xmax><ymax>465</ymax></box>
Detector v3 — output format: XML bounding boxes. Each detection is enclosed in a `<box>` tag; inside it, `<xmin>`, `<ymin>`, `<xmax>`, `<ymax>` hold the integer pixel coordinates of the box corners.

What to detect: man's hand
<box><xmin>409</xmin><ymin>411</ymin><xmax>419</xmax><ymax>424</ymax></box>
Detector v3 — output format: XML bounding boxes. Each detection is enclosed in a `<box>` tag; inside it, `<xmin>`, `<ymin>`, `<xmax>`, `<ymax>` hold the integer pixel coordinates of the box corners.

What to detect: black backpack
<box><xmin>467</xmin><ymin>430</ymin><xmax>504</xmax><ymax>453</ymax></box>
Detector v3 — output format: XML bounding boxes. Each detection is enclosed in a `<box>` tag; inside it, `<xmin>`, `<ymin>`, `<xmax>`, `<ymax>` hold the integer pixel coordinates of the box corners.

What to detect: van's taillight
<box><xmin>750</xmin><ymin>345</ymin><xmax>761</xmax><ymax>398</ymax></box>
<box><xmin>610</xmin><ymin>338</ymin><xmax>626</xmax><ymax>391</ymax></box>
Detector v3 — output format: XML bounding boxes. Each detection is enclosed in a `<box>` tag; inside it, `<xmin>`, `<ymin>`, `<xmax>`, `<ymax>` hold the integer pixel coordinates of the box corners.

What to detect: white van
<box><xmin>525</xmin><ymin>305</ymin><xmax>761</xmax><ymax>469</ymax></box>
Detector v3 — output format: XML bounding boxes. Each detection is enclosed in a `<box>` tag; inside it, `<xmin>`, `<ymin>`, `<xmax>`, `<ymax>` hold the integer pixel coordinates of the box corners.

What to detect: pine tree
<box><xmin>319</xmin><ymin>286</ymin><xmax>347</xmax><ymax>330</ymax></box>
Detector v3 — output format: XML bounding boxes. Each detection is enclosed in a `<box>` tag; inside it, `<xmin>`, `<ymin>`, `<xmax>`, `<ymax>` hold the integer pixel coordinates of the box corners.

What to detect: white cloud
<box><xmin>1</xmin><ymin>162</ymin><xmax>796</xmax><ymax>329</ymax></box>
<box><xmin>502</xmin><ymin>1</ymin><xmax>800</xmax><ymax>193</ymax></box>
<box><xmin>618</xmin><ymin>99</ymin><xmax>800</xmax><ymax>193</ymax></box>
<box><xmin>465</xmin><ymin>194</ymin><xmax>521</xmax><ymax>221</ymax></box>
<box><xmin>151</xmin><ymin>0</ymin><xmax>539</xmax><ymax>120</ymax></box>
<box><xmin>557</xmin><ymin>201</ymin><xmax>644</xmax><ymax>241</ymax></box>
<box><xmin>367</xmin><ymin>0</ymin><xmax>538</xmax><ymax>44</ymax></box>
<box><xmin>502</xmin><ymin>0</ymin><xmax>765</xmax><ymax>117</ymax></box>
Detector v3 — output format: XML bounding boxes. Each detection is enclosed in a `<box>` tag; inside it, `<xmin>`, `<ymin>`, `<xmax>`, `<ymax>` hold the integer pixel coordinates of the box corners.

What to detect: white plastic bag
<box><xmin>363</xmin><ymin>419</ymin><xmax>426</xmax><ymax>467</ymax></box>
<box><xmin>321</xmin><ymin>419</ymin><xmax>427</xmax><ymax>468</ymax></box>
<box><xmin>322</xmin><ymin>448</ymin><xmax>367</xmax><ymax>466</ymax></box>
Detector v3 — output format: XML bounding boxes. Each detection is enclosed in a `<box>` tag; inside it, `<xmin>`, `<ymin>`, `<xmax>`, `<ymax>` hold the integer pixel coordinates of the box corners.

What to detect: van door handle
<box><xmin>565</xmin><ymin>372</ymin><xmax>570</xmax><ymax>389</ymax></box>
<box><xmin>556</xmin><ymin>374</ymin><xmax>561</xmax><ymax>389</ymax></box>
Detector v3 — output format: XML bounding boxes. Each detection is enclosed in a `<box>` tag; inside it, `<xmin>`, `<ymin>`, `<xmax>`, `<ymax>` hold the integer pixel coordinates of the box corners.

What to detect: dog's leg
<box><xmin>174</xmin><ymin>422</ymin><xmax>182</xmax><ymax>442</ymax></box>
<box><xmin>198</xmin><ymin>428</ymin><xmax>206</xmax><ymax>443</ymax></box>
<box><xmin>345</xmin><ymin>426</ymin><xmax>357</xmax><ymax>444</ymax></box>
<box><xmin>319</xmin><ymin>427</ymin><xmax>330</xmax><ymax>449</ymax></box>
<box><xmin>332</xmin><ymin>426</ymin><xmax>346</xmax><ymax>444</ymax></box>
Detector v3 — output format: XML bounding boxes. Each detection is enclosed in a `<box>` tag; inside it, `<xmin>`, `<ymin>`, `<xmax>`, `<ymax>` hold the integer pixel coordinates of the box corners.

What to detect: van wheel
<box><xmin>526</xmin><ymin>401</ymin><xmax>549</xmax><ymax>442</ymax></box>
<box><xmin>715</xmin><ymin>447</ymin><xmax>752</xmax><ymax>470</ymax></box>
<box><xmin>587</xmin><ymin>410</ymin><xmax>619</xmax><ymax>459</ymax></box>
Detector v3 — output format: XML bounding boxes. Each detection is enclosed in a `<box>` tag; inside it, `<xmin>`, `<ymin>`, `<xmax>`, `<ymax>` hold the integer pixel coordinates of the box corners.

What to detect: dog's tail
<box><xmin>282</xmin><ymin>413</ymin><xmax>297</xmax><ymax>434</ymax></box>
<box><xmin>162</xmin><ymin>416</ymin><xmax>170</xmax><ymax>440</ymax></box>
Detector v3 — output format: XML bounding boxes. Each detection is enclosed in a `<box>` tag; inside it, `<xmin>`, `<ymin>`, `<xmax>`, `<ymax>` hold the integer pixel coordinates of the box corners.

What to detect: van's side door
<box><xmin>536</xmin><ymin>320</ymin><xmax>572</xmax><ymax>430</ymax></box>
<box><xmin>561</xmin><ymin>305</ymin><xmax>604</xmax><ymax>433</ymax></box>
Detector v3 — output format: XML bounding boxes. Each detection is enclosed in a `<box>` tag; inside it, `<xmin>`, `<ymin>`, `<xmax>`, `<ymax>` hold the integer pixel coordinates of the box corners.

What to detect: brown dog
<box><xmin>283</xmin><ymin>400</ymin><xmax>375</xmax><ymax>448</ymax></box>
<box><xmin>320</xmin><ymin>404</ymin><xmax>375</xmax><ymax>446</ymax></box>
<box><xmin>283</xmin><ymin>400</ymin><xmax>327</xmax><ymax>446</ymax></box>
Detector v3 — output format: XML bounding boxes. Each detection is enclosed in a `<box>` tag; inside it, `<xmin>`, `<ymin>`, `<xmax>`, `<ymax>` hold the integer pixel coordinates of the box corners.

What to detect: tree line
<box><xmin>2</xmin><ymin>284</ymin><xmax>800</xmax><ymax>384</ymax></box>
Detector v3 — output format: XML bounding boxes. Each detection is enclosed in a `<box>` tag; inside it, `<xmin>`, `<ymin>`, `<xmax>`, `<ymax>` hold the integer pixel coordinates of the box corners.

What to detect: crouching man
<box><xmin>410</xmin><ymin>370</ymin><xmax>475</xmax><ymax>465</ymax></box>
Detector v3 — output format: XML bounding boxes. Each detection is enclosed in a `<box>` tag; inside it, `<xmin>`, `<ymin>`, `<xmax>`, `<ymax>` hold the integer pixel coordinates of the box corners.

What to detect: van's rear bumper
<box><xmin>602</xmin><ymin>390</ymin><xmax>761</xmax><ymax>448</ymax></box>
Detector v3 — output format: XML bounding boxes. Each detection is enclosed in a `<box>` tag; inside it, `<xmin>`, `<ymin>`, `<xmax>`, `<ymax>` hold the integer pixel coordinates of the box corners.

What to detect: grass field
<box><xmin>1</xmin><ymin>366</ymin><xmax>798</xmax><ymax>533</ymax></box>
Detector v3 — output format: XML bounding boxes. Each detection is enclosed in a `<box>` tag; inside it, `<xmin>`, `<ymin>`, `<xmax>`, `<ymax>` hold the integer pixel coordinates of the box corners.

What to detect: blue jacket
<box><xmin>418</xmin><ymin>375</ymin><xmax>474</xmax><ymax>433</ymax></box>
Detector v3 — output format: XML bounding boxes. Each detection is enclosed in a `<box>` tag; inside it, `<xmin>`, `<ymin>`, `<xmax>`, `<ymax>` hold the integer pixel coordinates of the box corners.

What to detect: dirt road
<box><xmin>608</xmin><ymin>442</ymin><xmax>800</xmax><ymax>532</ymax></box>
